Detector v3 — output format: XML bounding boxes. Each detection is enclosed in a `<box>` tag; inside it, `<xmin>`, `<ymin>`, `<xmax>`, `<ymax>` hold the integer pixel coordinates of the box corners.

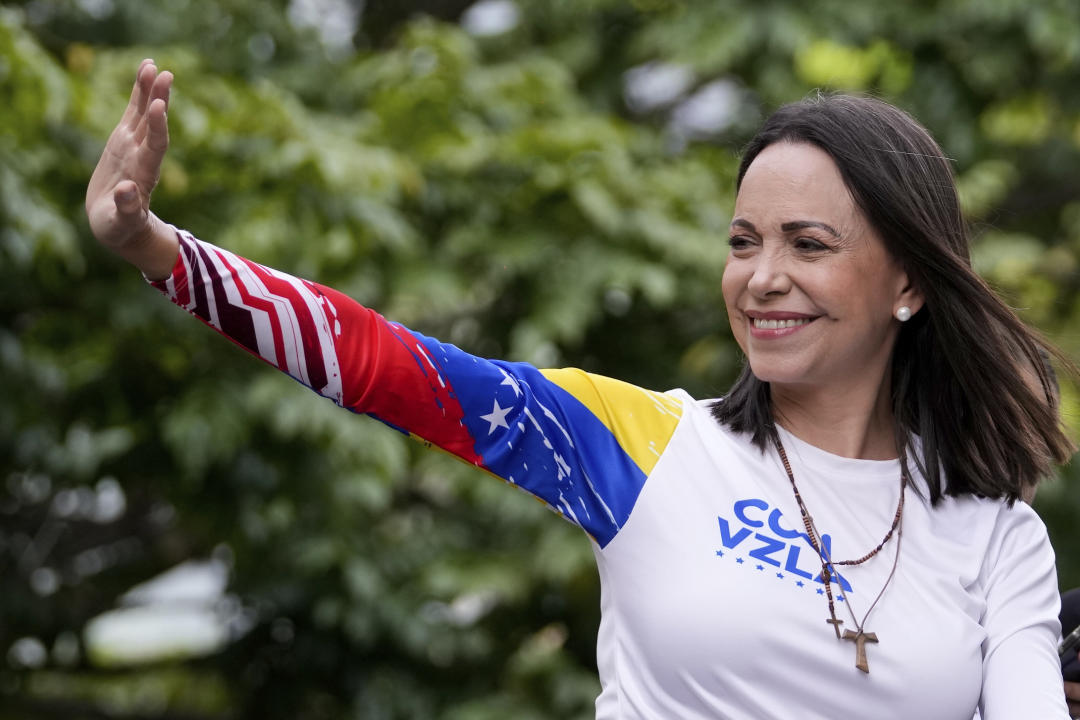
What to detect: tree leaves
<box><xmin>5</xmin><ymin>1</ymin><xmax>1080</xmax><ymax>717</ymax></box>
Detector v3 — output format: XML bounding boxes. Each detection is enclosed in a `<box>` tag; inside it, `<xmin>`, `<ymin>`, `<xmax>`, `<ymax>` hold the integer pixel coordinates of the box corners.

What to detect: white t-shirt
<box><xmin>592</xmin><ymin>397</ymin><xmax>1066</xmax><ymax>719</ymax></box>
<box><xmin>154</xmin><ymin>230</ymin><xmax>1068</xmax><ymax>719</ymax></box>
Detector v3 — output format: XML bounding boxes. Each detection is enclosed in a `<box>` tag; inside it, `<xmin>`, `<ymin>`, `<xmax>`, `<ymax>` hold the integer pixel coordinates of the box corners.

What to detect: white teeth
<box><xmin>752</xmin><ymin>318</ymin><xmax>811</xmax><ymax>329</ymax></box>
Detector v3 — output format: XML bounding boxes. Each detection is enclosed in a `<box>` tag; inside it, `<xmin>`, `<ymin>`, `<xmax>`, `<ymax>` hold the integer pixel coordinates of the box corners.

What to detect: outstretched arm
<box><xmin>86</xmin><ymin>59</ymin><xmax>178</xmax><ymax>280</ymax></box>
<box><xmin>150</xmin><ymin>228</ymin><xmax>680</xmax><ymax>548</ymax></box>
<box><xmin>88</xmin><ymin>62</ymin><xmax>682</xmax><ymax>550</ymax></box>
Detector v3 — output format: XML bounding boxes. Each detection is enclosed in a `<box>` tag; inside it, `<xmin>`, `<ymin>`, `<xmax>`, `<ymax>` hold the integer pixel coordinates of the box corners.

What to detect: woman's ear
<box><xmin>895</xmin><ymin>273</ymin><xmax>925</xmax><ymax>318</ymax></box>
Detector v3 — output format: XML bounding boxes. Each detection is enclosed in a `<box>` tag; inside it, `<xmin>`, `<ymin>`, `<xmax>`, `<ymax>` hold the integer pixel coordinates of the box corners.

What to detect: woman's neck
<box><xmin>770</xmin><ymin>379</ymin><xmax>898</xmax><ymax>460</ymax></box>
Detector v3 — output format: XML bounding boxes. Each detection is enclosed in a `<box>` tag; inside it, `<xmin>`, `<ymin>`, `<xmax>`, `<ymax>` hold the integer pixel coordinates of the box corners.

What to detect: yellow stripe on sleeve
<box><xmin>539</xmin><ymin>368</ymin><xmax>683</xmax><ymax>477</ymax></box>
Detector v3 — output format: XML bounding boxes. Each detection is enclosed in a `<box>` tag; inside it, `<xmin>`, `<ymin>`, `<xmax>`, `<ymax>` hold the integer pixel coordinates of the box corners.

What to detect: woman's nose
<box><xmin>746</xmin><ymin>252</ymin><xmax>792</xmax><ymax>298</ymax></box>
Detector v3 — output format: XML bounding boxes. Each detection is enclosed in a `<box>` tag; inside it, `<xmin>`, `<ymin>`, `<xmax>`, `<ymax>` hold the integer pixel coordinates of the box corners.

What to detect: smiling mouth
<box><xmin>751</xmin><ymin>317</ymin><xmax>815</xmax><ymax>330</ymax></box>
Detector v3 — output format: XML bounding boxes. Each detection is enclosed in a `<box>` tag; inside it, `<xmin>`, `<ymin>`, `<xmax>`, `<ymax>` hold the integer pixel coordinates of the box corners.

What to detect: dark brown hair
<box><xmin>712</xmin><ymin>93</ymin><xmax>1073</xmax><ymax>503</ymax></box>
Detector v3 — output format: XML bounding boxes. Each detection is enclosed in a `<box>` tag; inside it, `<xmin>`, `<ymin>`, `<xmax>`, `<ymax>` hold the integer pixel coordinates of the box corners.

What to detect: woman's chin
<box><xmin>746</xmin><ymin>363</ymin><xmax>815</xmax><ymax>388</ymax></box>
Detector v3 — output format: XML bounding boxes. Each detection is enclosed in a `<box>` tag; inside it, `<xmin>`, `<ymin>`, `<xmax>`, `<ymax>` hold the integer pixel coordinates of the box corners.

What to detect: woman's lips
<box><xmin>745</xmin><ymin>313</ymin><xmax>818</xmax><ymax>338</ymax></box>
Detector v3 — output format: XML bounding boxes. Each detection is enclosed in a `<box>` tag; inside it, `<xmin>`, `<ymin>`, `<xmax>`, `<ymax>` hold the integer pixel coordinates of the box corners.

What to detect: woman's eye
<box><xmin>728</xmin><ymin>235</ymin><xmax>753</xmax><ymax>250</ymax></box>
<box><xmin>794</xmin><ymin>237</ymin><xmax>828</xmax><ymax>251</ymax></box>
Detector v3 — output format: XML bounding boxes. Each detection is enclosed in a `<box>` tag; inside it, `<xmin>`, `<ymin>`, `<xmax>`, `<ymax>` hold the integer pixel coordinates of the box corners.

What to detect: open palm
<box><xmin>86</xmin><ymin>59</ymin><xmax>173</xmax><ymax>252</ymax></box>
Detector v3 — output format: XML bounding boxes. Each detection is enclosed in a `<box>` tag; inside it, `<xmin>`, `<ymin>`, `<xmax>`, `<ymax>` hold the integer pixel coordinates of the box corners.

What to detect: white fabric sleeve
<box><xmin>978</xmin><ymin>502</ymin><xmax>1068</xmax><ymax>719</ymax></box>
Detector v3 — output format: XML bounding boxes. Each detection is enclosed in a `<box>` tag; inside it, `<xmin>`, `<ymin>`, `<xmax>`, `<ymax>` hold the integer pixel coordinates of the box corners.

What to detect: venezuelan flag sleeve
<box><xmin>151</xmin><ymin>228</ymin><xmax>684</xmax><ymax>547</ymax></box>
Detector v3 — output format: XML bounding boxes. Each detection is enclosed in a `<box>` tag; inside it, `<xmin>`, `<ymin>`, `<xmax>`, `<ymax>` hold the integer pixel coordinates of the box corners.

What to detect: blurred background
<box><xmin>3</xmin><ymin>0</ymin><xmax>1080</xmax><ymax>717</ymax></box>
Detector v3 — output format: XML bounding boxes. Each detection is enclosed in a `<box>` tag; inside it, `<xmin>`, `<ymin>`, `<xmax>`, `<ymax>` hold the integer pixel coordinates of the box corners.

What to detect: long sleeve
<box><xmin>150</xmin><ymin>227</ymin><xmax>684</xmax><ymax>547</ymax></box>
<box><xmin>977</xmin><ymin>501</ymin><xmax>1068</xmax><ymax>719</ymax></box>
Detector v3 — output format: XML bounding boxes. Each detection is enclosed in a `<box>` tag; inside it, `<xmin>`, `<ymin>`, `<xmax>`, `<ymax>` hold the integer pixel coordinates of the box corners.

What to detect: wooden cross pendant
<box><xmin>825</xmin><ymin>617</ymin><xmax>844</xmax><ymax>639</ymax></box>
<box><xmin>842</xmin><ymin>629</ymin><xmax>879</xmax><ymax>673</ymax></box>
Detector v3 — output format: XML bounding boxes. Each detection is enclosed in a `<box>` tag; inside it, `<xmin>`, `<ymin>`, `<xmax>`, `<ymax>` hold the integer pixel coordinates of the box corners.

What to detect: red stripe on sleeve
<box><xmin>309</xmin><ymin>282</ymin><xmax>483</xmax><ymax>465</ymax></box>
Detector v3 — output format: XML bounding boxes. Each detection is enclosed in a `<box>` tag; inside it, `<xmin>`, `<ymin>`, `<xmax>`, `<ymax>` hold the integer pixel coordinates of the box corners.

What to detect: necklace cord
<box><xmin>770</xmin><ymin>427</ymin><xmax>907</xmax><ymax>670</ymax></box>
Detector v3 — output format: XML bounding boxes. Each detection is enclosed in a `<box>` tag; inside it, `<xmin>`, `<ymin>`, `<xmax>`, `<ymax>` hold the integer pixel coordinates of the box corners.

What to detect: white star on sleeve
<box><xmin>498</xmin><ymin>367</ymin><xmax>523</xmax><ymax>397</ymax></box>
<box><xmin>480</xmin><ymin>399</ymin><xmax>513</xmax><ymax>434</ymax></box>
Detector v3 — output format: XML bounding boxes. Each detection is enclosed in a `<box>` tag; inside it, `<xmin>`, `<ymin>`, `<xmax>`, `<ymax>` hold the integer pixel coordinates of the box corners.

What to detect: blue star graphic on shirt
<box><xmin>776</xmin><ymin>572</ymin><xmax>784</xmax><ymax>579</ymax></box>
<box><xmin>755</xmin><ymin>564</ymin><xmax>765</xmax><ymax>571</ymax></box>
<box><xmin>715</xmin><ymin>550</ymin><xmax>724</xmax><ymax>557</ymax></box>
<box><xmin>736</xmin><ymin>557</ymin><xmax>744</xmax><ymax>564</ymax></box>
<box><xmin>838</xmin><ymin>596</ymin><xmax>845</xmax><ymax>603</ymax></box>
<box><xmin>816</xmin><ymin>588</ymin><xmax>825</xmax><ymax>595</ymax></box>
<box><xmin>796</xmin><ymin>581</ymin><xmax>805</xmax><ymax>588</ymax></box>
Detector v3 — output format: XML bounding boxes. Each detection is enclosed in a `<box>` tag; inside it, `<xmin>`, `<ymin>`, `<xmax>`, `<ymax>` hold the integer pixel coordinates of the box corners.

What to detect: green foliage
<box><xmin>4</xmin><ymin>1</ymin><xmax>1080</xmax><ymax>718</ymax></box>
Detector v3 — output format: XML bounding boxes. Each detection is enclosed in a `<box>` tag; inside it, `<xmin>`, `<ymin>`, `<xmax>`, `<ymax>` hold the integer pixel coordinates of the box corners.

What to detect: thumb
<box><xmin>113</xmin><ymin>181</ymin><xmax>141</xmax><ymax>215</ymax></box>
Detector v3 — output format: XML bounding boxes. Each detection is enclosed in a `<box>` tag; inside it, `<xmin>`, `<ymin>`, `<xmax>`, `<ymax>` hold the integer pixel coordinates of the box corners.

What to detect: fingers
<box><xmin>143</xmin><ymin>65</ymin><xmax>171</xmax><ymax>140</ymax></box>
<box><xmin>119</xmin><ymin>61</ymin><xmax>147</xmax><ymax>127</ymax></box>
<box><xmin>1067</xmin><ymin>679</ymin><xmax>1080</xmax><ymax>718</ymax></box>
<box><xmin>88</xmin><ymin>61</ymin><xmax>171</xmax><ymax>251</ymax></box>
<box><xmin>151</xmin><ymin>70</ymin><xmax>173</xmax><ymax>111</ymax></box>
<box><xmin>111</xmin><ymin>62</ymin><xmax>171</xmax><ymax>214</ymax></box>
<box><xmin>133</xmin><ymin>67</ymin><xmax>164</xmax><ymax>144</ymax></box>
<box><xmin>123</xmin><ymin>59</ymin><xmax>157</xmax><ymax>130</ymax></box>
<box><xmin>146</xmin><ymin>97</ymin><xmax>169</xmax><ymax>155</ymax></box>
<box><xmin>131</xmin><ymin>69</ymin><xmax>171</xmax><ymax>167</ymax></box>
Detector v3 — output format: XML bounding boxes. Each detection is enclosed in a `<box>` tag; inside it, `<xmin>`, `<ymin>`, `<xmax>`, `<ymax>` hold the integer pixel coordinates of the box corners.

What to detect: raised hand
<box><xmin>86</xmin><ymin>60</ymin><xmax>178</xmax><ymax>279</ymax></box>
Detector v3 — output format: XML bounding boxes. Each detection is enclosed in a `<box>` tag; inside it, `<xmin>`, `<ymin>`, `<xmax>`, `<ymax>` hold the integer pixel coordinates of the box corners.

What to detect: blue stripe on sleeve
<box><xmin>408</xmin><ymin>332</ymin><xmax>649</xmax><ymax>548</ymax></box>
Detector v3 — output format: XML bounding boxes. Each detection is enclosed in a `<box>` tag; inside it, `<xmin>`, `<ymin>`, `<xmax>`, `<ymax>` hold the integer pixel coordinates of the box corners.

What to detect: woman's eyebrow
<box><xmin>781</xmin><ymin>220</ymin><xmax>840</xmax><ymax>237</ymax></box>
<box><xmin>730</xmin><ymin>218</ymin><xmax>841</xmax><ymax>237</ymax></box>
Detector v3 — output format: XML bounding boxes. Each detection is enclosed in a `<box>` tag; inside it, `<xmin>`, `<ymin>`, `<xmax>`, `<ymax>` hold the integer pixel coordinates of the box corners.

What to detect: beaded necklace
<box><xmin>771</xmin><ymin>429</ymin><xmax>908</xmax><ymax>673</ymax></box>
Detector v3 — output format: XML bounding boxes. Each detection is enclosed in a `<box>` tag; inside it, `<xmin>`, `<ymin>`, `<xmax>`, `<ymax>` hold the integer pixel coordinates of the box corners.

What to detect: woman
<box><xmin>87</xmin><ymin>60</ymin><xmax>1073</xmax><ymax>719</ymax></box>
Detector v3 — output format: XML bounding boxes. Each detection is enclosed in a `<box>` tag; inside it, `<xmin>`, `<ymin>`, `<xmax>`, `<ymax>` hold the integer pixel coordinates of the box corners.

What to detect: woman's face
<box><xmin>722</xmin><ymin>141</ymin><xmax>920</xmax><ymax>393</ymax></box>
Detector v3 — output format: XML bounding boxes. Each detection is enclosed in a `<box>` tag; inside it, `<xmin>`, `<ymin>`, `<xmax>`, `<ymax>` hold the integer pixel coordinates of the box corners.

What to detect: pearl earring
<box><xmin>895</xmin><ymin>306</ymin><xmax>912</xmax><ymax>322</ymax></box>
